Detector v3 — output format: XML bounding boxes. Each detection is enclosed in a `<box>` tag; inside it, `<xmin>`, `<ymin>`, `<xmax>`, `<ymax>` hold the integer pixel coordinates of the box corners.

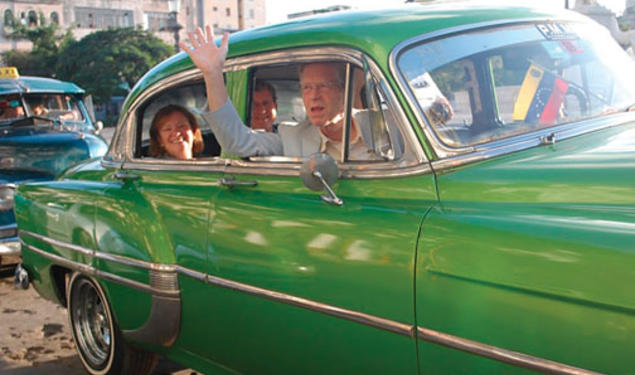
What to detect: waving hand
<box><xmin>179</xmin><ymin>25</ymin><xmax>229</xmax><ymax>111</ymax></box>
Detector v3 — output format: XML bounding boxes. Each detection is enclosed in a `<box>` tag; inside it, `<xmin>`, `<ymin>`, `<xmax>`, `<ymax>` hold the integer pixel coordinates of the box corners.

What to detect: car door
<box><xmin>94</xmin><ymin>77</ymin><xmax>228</xmax><ymax>341</ymax></box>
<box><xmin>183</xmin><ymin>49</ymin><xmax>437</xmax><ymax>374</ymax></box>
<box><xmin>394</xmin><ymin>22</ymin><xmax>635</xmax><ymax>374</ymax></box>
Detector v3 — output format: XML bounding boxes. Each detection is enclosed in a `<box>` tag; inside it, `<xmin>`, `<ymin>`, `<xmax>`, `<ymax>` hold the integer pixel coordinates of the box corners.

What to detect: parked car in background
<box><xmin>14</xmin><ymin>4</ymin><xmax>635</xmax><ymax>375</ymax></box>
<box><xmin>0</xmin><ymin>67</ymin><xmax>107</xmax><ymax>271</ymax></box>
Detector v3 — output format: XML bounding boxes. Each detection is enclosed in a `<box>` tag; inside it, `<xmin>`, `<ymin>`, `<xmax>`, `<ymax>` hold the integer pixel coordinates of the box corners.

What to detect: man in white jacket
<box><xmin>181</xmin><ymin>26</ymin><xmax>379</xmax><ymax>160</ymax></box>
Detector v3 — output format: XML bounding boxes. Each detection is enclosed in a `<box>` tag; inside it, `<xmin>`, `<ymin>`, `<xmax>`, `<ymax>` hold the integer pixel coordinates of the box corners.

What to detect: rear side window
<box><xmin>133</xmin><ymin>82</ymin><xmax>221</xmax><ymax>159</ymax></box>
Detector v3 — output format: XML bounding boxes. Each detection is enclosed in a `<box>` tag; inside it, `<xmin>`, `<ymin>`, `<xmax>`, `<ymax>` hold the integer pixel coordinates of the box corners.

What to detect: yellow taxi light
<box><xmin>0</xmin><ymin>67</ymin><xmax>20</xmax><ymax>79</ymax></box>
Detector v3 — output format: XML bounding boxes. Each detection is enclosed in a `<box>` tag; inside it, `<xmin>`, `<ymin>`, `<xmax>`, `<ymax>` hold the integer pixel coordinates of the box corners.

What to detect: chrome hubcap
<box><xmin>70</xmin><ymin>278</ymin><xmax>111</xmax><ymax>370</ymax></box>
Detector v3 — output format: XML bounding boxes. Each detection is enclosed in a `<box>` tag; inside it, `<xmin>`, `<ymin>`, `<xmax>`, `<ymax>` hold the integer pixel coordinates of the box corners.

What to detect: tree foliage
<box><xmin>2</xmin><ymin>13</ymin><xmax>74</xmax><ymax>77</ymax></box>
<box><xmin>2</xmin><ymin>19</ymin><xmax>173</xmax><ymax>106</ymax></box>
<box><xmin>56</xmin><ymin>27</ymin><xmax>173</xmax><ymax>103</ymax></box>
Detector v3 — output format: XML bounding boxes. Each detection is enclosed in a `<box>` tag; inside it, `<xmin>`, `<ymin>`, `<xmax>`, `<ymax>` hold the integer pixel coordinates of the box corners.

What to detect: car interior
<box><xmin>135</xmin><ymin>61</ymin><xmax>405</xmax><ymax>162</ymax></box>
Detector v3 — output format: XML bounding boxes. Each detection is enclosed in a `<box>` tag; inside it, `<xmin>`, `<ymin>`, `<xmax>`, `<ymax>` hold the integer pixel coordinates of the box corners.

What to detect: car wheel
<box><xmin>67</xmin><ymin>272</ymin><xmax>158</xmax><ymax>375</ymax></box>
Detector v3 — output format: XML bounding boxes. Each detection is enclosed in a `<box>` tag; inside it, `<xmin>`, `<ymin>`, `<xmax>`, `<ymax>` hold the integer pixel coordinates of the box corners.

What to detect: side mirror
<box><xmin>300</xmin><ymin>153</ymin><xmax>343</xmax><ymax>206</ymax></box>
<box><xmin>94</xmin><ymin>120</ymin><xmax>104</xmax><ymax>134</ymax></box>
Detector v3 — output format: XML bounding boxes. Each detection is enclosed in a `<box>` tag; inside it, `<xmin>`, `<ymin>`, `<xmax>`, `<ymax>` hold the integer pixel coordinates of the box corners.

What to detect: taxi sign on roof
<box><xmin>0</xmin><ymin>67</ymin><xmax>19</xmax><ymax>79</ymax></box>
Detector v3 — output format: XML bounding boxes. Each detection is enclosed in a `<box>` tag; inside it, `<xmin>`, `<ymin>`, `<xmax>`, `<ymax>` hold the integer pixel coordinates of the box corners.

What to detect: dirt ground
<box><xmin>0</xmin><ymin>269</ymin><xmax>200</xmax><ymax>375</ymax></box>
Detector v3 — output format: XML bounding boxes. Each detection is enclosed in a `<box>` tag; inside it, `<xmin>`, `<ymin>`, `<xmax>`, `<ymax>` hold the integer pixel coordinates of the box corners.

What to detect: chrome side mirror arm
<box><xmin>300</xmin><ymin>153</ymin><xmax>344</xmax><ymax>206</ymax></box>
<box><xmin>312</xmin><ymin>170</ymin><xmax>343</xmax><ymax>206</ymax></box>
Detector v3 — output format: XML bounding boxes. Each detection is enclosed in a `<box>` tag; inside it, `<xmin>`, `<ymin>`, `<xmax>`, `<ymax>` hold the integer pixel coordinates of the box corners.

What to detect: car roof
<box><xmin>125</xmin><ymin>3</ymin><xmax>585</xmax><ymax>109</ymax></box>
<box><xmin>0</xmin><ymin>76</ymin><xmax>85</xmax><ymax>96</ymax></box>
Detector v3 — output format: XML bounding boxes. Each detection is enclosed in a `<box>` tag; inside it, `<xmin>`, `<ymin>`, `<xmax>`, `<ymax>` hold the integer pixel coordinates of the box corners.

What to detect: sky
<box><xmin>265</xmin><ymin>0</ymin><xmax>629</xmax><ymax>25</ymax></box>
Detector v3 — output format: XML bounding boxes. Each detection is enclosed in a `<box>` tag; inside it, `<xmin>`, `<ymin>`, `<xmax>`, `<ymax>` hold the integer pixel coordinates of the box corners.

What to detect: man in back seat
<box><xmin>251</xmin><ymin>80</ymin><xmax>278</xmax><ymax>133</ymax></box>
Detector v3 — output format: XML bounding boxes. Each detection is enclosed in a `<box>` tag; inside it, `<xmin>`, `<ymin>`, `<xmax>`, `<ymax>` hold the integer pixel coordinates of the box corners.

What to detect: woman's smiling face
<box><xmin>158</xmin><ymin>111</ymin><xmax>194</xmax><ymax>160</ymax></box>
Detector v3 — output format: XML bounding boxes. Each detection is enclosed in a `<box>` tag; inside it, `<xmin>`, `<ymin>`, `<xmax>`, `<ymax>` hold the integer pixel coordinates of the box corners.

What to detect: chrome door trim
<box><xmin>22</xmin><ymin>230</ymin><xmax>602</xmax><ymax>373</ymax></box>
<box><xmin>180</xmin><ymin>265</ymin><xmax>601</xmax><ymax>374</ymax></box>
<box><xmin>196</xmin><ymin>269</ymin><xmax>414</xmax><ymax>337</ymax></box>
<box><xmin>387</xmin><ymin>15</ymin><xmax>618</xmax><ymax>163</ymax></box>
<box><xmin>417</xmin><ymin>327</ymin><xmax>603</xmax><ymax>375</ymax></box>
<box><xmin>120</xmin><ymin>159</ymin><xmax>227</xmax><ymax>173</ymax></box>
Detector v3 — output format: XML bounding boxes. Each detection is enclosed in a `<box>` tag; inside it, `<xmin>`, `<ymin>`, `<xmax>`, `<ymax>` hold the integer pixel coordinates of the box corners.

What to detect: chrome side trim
<box><xmin>20</xmin><ymin>230</ymin><xmax>175</xmax><ymax>272</ymax></box>
<box><xmin>22</xmin><ymin>241</ymin><xmax>178</xmax><ymax>298</ymax></box>
<box><xmin>417</xmin><ymin>327</ymin><xmax>604</xmax><ymax>375</ymax></box>
<box><xmin>117</xmin><ymin>159</ymin><xmax>226</xmax><ymax>173</ymax></box>
<box><xmin>21</xmin><ymin>231</ymin><xmax>182</xmax><ymax>347</ymax></box>
<box><xmin>96</xmin><ymin>251</ymin><xmax>176</xmax><ymax>272</ymax></box>
<box><xmin>177</xmin><ymin>267</ymin><xmax>414</xmax><ymax>337</ymax></box>
<box><xmin>430</xmin><ymin>112</ymin><xmax>635</xmax><ymax>172</ymax></box>
<box><xmin>387</xmin><ymin>16</ymin><xmax>618</xmax><ymax>163</ymax></box>
<box><xmin>23</xmin><ymin>241</ymin><xmax>91</xmax><ymax>272</ymax></box>
<box><xmin>22</xmin><ymin>230</ymin><xmax>94</xmax><ymax>256</ymax></box>
<box><xmin>224</xmin><ymin>47</ymin><xmax>363</xmax><ymax>71</ymax></box>
<box><xmin>175</xmin><ymin>265</ymin><xmax>207</xmax><ymax>282</ymax></box>
<box><xmin>176</xmin><ymin>266</ymin><xmax>600</xmax><ymax>374</ymax></box>
<box><xmin>18</xmin><ymin>234</ymin><xmax>600</xmax><ymax>373</ymax></box>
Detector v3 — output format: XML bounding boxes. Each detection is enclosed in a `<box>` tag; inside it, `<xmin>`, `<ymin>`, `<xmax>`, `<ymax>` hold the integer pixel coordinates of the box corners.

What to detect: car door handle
<box><xmin>113</xmin><ymin>171</ymin><xmax>140</xmax><ymax>181</ymax></box>
<box><xmin>219</xmin><ymin>176</ymin><xmax>258</xmax><ymax>188</ymax></box>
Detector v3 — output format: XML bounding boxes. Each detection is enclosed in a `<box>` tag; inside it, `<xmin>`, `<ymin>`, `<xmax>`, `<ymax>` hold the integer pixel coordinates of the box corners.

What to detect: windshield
<box><xmin>0</xmin><ymin>93</ymin><xmax>85</xmax><ymax>126</ymax></box>
<box><xmin>397</xmin><ymin>22</ymin><xmax>635</xmax><ymax>148</ymax></box>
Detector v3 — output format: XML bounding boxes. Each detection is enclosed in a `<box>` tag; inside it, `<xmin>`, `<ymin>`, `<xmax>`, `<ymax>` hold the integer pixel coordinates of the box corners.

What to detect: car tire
<box><xmin>66</xmin><ymin>272</ymin><xmax>158</xmax><ymax>375</ymax></box>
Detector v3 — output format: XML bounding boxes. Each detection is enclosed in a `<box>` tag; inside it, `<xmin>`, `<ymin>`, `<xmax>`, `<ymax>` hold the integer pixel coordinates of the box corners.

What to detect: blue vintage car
<box><xmin>0</xmin><ymin>68</ymin><xmax>108</xmax><ymax>269</ymax></box>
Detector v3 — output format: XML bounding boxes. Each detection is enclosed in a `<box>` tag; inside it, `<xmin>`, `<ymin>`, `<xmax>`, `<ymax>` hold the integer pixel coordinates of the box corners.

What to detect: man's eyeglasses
<box><xmin>300</xmin><ymin>81</ymin><xmax>341</xmax><ymax>93</ymax></box>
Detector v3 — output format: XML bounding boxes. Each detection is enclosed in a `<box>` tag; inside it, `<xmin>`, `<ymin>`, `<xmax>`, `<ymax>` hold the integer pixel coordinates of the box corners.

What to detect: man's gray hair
<box><xmin>298</xmin><ymin>62</ymin><xmax>346</xmax><ymax>88</ymax></box>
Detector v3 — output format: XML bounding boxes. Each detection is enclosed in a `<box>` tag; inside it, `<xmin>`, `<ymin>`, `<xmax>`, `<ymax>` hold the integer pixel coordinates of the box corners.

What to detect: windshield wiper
<box><xmin>8</xmin><ymin>115</ymin><xmax>61</xmax><ymax>127</ymax></box>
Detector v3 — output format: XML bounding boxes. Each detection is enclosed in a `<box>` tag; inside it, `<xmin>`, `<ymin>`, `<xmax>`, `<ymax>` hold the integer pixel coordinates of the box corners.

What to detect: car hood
<box><xmin>0</xmin><ymin>131</ymin><xmax>107</xmax><ymax>179</ymax></box>
<box><xmin>440</xmin><ymin>121</ymin><xmax>635</xmax><ymax>205</ymax></box>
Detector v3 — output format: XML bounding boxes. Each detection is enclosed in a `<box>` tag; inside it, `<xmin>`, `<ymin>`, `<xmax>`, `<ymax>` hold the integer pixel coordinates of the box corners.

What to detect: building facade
<box><xmin>575</xmin><ymin>0</ymin><xmax>635</xmax><ymax>53</ymax></box>
<box><xmin>0</xmin><ymin>0</ymin><xmax>266</xmax><ymax>52</ymax></box>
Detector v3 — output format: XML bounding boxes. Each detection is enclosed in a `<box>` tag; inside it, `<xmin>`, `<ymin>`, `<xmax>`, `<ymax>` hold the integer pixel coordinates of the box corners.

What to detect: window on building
<box><xmin>50</xmin><ymin>11</ymin><xmax>59</xmax><ymax>25</ymax></box>
<box><xmin>145</xmin><ymin>12</ymin><xmax>170</xmax><ymax>31</ymax></box>
<box><xmin>75</xmin><ymin>7</ymin><xmax>133</xmax><ymax>29</ymax></box>
<box><xmin>27</xmin><ymin>10</ymin><xmax>37</xmax><ymax>27</ymax></box>
<box><xmin>3</xmin><ymin>9</ymin><xmax>13</xmax><ymax>27</ymax></box>
<box><xmin>248</xmin><ymin>9</ymin><xmax>255</xmax><ymax>19</ymax></box>
<box><xmin>213</xmin><ymin>6</ymin><xmax>218</xmax><ymax>11</ymax></box>
<box><xmin>226</xmin><ymin>8</ymin><xmax>231</xmax><ymax>16</ymax></box>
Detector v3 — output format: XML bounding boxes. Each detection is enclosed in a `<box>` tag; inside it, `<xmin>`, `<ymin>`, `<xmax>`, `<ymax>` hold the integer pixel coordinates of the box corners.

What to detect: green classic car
<box><xmin>14</xmin><ymin>4</ymin><xmax>635</xmax><ymax>375</ymax></box>
<box><xmin>0</xmin><ymin>68</ymin><xmax>107</xmax><ymax>270</ymax></box>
